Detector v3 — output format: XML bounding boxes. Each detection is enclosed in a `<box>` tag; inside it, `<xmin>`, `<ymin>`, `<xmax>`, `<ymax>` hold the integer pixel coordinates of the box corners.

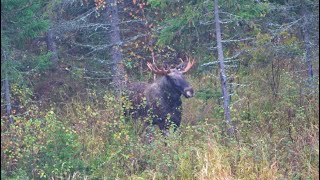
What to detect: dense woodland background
<box><xmin>1</xmin><ymin>0</ymin><xmax>319</xmax><ymax>179</ymax></box>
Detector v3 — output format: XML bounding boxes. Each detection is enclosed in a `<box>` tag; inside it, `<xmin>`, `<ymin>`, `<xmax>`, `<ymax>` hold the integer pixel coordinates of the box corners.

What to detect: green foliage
<box><xmin>235</xmin><ymin>1</ymin><xmax>270</xmax><ymax>20</ymax></box>
<box><xmin>1</xmin><ymin>111</ymin><xmax>84</xmax><ymax>179</ymax></box>
<box><xmin>14</xmin><ymin>52</ymin><xmax>53</xmax><ymax>73</ymax></box>
<box><xmin>22</xmin><ymin>20</ymin><xmax>49</xmax><ymax>39</ymax></box>
<box><xmin>35</xmin><ymin>53</ymin><xmax>53</xmax><ymax>71</ymax></box>
<box><xmin>124</xmin><ymin>58</ymin><xmax>134</xmax><ymax>69</ymax></box>
<box><xmin>152</xmin><ymin>0</ymin><xmax>270</xmax><ymax>50</ymax></box>
<box><xmin>157</xmin><ymin>5</ymin><xmax>200</xmax><ymax>46</ymax></box>
<box><xmin>36</xmin><ymin>111</ymin><xmax>84</xmax><ymax>178</ymax></box>
<box><xmin>1</xmin><ymin>0</ymin><xmax>49</xmax><ymax>44</ymax></box>
<box><xmin>0</xmin><ymin>57</ymin><xmax>23</xmax><ymax>83</ymax></box>
<box><xmin>1</xmin><ymin>0</ymin><xmax>51</xmax><ymax>100</ymax></box>
<box><xmin>148</xmin><ymin>0</ymin><xmax>169</xmax><ymax>8</ymax></box>
<box><xmin>195</xmin><ymin>88</ymin><xmax>222</xmax><ymax>102</ymax></box>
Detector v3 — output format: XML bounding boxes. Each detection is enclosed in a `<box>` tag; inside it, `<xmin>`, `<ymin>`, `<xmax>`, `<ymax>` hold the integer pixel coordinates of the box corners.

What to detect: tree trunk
<box><xmin>214</xmin><ymin>0</ymin><xmax>235</xmax><ymax>136</ymax></box>
<box><xmin>300</xmin><ymin>1</ymin><xmax>314</xmax><ymax>88</ymax></box>
<box><xmin>106</xmin><ymin>0</ymin><xmax>125</xmax><ymax>92</ymax></box>
<box><xmin>151</xmin><ymin>48</ymin><xmax>157</xmax><ymax>81</ymax></box>
<box><xmin>46</xmin><ymin>28</ymin><xmax>59</xmax><ymax>69</ymax></box>
<box><xmin>2</xmin><ymin>51</ymin><xmax>14</xmax><ymax>125</ymax></box>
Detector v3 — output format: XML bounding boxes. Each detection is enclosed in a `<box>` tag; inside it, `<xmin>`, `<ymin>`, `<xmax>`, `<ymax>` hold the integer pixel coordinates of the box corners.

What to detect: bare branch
<box><xmin>221</xmin><ymin>37</ymin><xmax>255</xmax><ymax>43</ymax></box>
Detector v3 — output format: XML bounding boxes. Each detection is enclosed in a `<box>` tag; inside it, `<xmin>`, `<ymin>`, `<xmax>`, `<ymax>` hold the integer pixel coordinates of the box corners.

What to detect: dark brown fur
<box><xmin>125</xmin><ymin>69</ymin><xmax>194</xmax><ymax>131</ymax></box>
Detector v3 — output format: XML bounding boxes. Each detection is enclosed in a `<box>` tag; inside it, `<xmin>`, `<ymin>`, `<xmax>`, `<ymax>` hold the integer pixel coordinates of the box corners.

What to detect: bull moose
<box><xmin>125</xmin><ymin>57</ymin><xmax>195</xmax><ymax>133</ymax></box>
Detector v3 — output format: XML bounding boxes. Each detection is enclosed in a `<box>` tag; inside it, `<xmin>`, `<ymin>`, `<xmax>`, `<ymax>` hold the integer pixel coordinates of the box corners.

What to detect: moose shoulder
<box><xmin>125</xmin><ymin>58</ymin><xmax>195</xmax><ymax>131</ymax></box>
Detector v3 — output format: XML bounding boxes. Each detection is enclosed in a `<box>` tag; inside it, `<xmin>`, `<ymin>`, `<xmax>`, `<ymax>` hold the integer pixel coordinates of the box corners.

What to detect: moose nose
<box><xmin>184</xmin><ymin>87</ymin><xmax>194</xmax><ymax>98</ymax></box>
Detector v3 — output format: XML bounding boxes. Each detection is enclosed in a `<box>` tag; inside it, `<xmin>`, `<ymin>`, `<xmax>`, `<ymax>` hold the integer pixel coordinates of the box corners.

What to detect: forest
<box><xmin>1</xmin><ymin>0</ymin><xmax>319</xmax><ymax>179</ymax></box>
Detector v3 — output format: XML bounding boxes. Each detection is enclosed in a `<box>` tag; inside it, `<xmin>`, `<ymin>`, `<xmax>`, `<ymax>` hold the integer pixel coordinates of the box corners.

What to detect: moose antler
<box><xmin>180</xmin><ymin>56</ymin><xmax>195</xmax><ymax>74</ymax></box>
<box><xmin>147</xmin><ymin>62</ymin><xmax>171</xmax><ymax>76</ymax></box>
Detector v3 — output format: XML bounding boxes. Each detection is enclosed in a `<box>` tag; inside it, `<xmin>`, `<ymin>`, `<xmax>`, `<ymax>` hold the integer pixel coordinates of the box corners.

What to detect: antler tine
<box><xmin>147</xmin><ymin>62</ymin><xmax>155</xmax><ymax>71</ymax></box>
<box><xmin>147</xmin><ymin>62</ymin><xmax>170</xmax><ymax>76</ymax></box>
<box><xmin>153</xmin><ymin>64</ymin><xmax>163</xmax><ymax>72</ymax></box>
<box><xmin>147</xmin><ymin>62</ymin><xmax>159</xmax><ymax>74</ymax></box>
<box><xmin>180</xmin><ymin>57</ymin><xmax>195</xmax><ymax>73</ymax></box>
<box><xmin>147</xmin><ymin>62</ymin><xmax>154</xmax><ymax>72</ymax></box>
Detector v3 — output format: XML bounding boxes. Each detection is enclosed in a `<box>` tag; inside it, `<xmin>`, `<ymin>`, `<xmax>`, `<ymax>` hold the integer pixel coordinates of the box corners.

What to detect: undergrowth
<box><xmin>1</xmin><ymin>68</ymin><xmax>319</xmax><ymax>179</ymax></box>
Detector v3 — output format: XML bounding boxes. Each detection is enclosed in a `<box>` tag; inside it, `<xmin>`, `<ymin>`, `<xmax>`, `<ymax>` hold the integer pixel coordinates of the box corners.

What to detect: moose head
<box><xmin>146</xmin><ymin>57</ymin><xmax>195</xmax><ymax>98</ymax></box>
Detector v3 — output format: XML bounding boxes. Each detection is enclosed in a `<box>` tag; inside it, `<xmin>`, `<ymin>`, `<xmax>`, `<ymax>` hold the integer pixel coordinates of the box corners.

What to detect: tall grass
<box><xmin>1</xmin><ymin>62</ymin><xmax>319</xmax><ymax>179</ymax></box>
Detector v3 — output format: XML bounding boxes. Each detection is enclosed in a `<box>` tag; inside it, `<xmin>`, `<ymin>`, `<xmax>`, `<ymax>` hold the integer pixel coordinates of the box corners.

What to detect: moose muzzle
<box><xmin>183</xmin><ymin>87</ymin><xmax>194</xmax><ymax>98</ymax></box>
